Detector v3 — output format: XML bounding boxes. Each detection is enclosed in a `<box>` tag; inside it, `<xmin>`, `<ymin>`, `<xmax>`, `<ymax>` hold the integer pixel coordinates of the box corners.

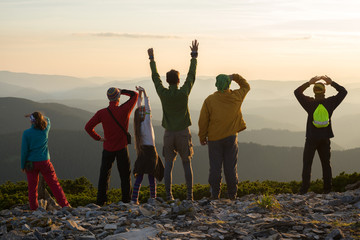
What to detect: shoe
<box><xmin>166</xmin><ymin>195</ymin><xmax>175</xmax><ymax>201</ymax></box>
<box><xmin>229</xmin><ymin>196</ymin><xmax>237</xmax><ymax>200</ymax></box>
<box><xmin>131</xmin><ymin>200</ymin><xmax>139</xmax><ymax>205</ymax></box>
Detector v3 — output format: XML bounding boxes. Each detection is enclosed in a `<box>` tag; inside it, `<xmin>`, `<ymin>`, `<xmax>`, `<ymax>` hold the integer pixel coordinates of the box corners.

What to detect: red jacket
<box><xmin>85</xmin><ymin>90</ymin><xmax>138</xmax><ymax>151</ymax></box>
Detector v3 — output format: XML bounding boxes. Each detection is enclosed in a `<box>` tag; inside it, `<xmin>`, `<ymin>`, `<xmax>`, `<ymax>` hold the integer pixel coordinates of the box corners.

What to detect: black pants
<box><xmin>97</xmin><ymin>148</ymin><xmax>131</xmax><ymax>205</ymax></box>
<box><xmin>300</xmin><ymin>138</ymin><xmax>332</xmax><ymax>193</ymax></box>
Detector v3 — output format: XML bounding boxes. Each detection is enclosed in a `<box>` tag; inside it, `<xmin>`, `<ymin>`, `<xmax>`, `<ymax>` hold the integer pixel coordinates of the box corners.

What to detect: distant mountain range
<box><xmin>2</xmin><ymin>70</ymin><xmax>359</xmax><ymax>148</ymax></box>
<box><xmin>1</xmin><ymin>69</ymin><xmax>359</xmax><ymax>186</ymax></box>
<box><xmin>1</xmin><ymin>97</ymin><xmax>359</xmax><ymax>187</ymax></box>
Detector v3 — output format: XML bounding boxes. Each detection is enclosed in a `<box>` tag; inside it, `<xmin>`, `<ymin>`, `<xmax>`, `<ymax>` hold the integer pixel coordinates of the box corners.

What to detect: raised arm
<box><xmin>136</xmin><ymin>86</ymin><xmax>143</xmax><ymax>108</ymax></box>
<box><xmin>294</xmin><ymin>76</ymin><xmax>321</xmax><ymax>111</ymax></box>
<box><xmin>231</xmin><ymin>74</ymin><xmax>250</xmax><ymax>100</ymax></box>
<box><xmin>119</xmin><ymin>89</ymin><xmax>138</xmax><ymax>112</ymax></box>
<box><xmin>180</xmin><ymin>39</ymin><xmax>199</xmax><ymax>94</ymax></box>
<box><xmin>136</xmin><ymin>86</ymin><xmax>151</xmax><ymax>112</ymax></box>
<box><xmin>321</xmin><ymin>75</ymin><xmax>347</xmax><ymax>108</ymax></box>
<box><xmin>148</xmin><ymin>48</ymin><xmax>166</xmax><ymax>95</ymax></box>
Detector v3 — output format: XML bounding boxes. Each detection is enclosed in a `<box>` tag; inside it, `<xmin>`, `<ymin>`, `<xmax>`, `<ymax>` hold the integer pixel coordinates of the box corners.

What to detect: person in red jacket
<box><xmin>85</xmin><ymin>87</ymin><xmax>138</xmax><ymax>205</ymax></box>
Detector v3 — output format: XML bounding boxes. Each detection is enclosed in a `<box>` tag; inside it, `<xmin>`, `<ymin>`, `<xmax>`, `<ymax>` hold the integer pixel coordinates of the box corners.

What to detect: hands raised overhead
<box><xmin>309</xmin><ymin>75</ymin><xmax>333</xmax><ymax>85</ymax></box>
<box><xmin>148</xmin><ymin>39</ymin><xmax>199</xmax><ymax>60</ymax></box>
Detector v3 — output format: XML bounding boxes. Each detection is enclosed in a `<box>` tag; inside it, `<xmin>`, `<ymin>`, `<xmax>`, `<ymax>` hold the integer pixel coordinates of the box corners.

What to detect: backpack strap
<box><xmin>106</xmin><ymin>107</ymin><xmax>129</xmax><ymax>136</ymax></box>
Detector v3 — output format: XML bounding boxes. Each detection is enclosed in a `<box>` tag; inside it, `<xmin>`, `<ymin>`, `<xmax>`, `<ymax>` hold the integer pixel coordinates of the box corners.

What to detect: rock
<box><xmin>1</xmin><ymin>188</ymin><xmax>359</xmax><ymax>239</ymax></box>
<box><xmin>138</xmin><ymin>206</ymin><xmax>153</xmax><ymax>217</ymax></box>
<box><xmin>22</xmin><ymin>224</ymin><xmax>31</xmax><ymax>231</ymax></box>
<box><xmin>0</xmin><ymin>224</ymin><xmax>7</xmax><ymax>235</ymax></box>
<box><xmin>325</xmin><ymin>228</ymin><xmax>345</xmax><ymax>240</ymax></box>
<box><xmin>77</xmin><ymin>235</ymin><xmax>96</xmax><ymax>240</ymax></box>
<box><xmin>345</xmin><ymin>181</ymin><xmax>360</xmax><ymax>190</ymax></box>
<box><xmin>103</xmin><ymin>227</ymin><xmax>159</xmax><ymax>240</ymax></box>
<box><xmin>104</xmin><ymin>224</ymin><xmax>117</xmax><ymax>230</ymax></box>
<box><xmin>65</xmin><ymin>220</ymin><xmax>86</xmax><ymax>231</ymax></box>
<box><xmin>354</xmin><ymin>201</ymin><xmax>360</xmax><ymax>209</ymax></box>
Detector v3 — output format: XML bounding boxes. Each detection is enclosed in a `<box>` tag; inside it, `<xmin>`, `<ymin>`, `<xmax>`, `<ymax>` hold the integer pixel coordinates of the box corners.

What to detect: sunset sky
<box><xmin>1</xmin><ymin>0</ymin><xmax>360</xmax><ymax>82</ymax></box>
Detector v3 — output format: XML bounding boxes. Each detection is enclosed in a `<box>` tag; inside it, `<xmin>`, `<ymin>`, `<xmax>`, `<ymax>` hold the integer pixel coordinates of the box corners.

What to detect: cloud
<box><xmin>74</xmin><ymin>32</ymin><xmax>182</xmax><ymax>39</ymax></box>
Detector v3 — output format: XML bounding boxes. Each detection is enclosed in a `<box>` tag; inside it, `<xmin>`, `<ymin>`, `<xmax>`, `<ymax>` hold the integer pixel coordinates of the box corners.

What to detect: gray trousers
<box><xmin>163</xmin><ymin>128</ymin><xmax>194</xmax><ymax>200</ymax></box>
<box><xmin>208</xmin><ymin>135</ymin><xmax>238</xmax><ymax>199</ymax></box>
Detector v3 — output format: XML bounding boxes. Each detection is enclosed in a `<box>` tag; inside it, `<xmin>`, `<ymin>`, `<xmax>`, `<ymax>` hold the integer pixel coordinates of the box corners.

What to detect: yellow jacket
<box><xmin>198</xmin><ymin>74</ymin><xmax>250</xmax><ymax>142</ymax></box>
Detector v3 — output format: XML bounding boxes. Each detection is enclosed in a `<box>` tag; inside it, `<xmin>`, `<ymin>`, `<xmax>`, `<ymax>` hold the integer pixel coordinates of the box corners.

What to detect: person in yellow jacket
<box><xmin>198</xmin><ymin>74</ymin><xmax>250</xmax><ymax>200</ymax></box>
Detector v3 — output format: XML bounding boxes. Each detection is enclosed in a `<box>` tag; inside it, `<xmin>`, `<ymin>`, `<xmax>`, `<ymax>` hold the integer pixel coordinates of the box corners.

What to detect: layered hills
<box><xmin>1</xmin><ymin>97</ymin><xmax>359</xmax><ymax>187</ymax></box>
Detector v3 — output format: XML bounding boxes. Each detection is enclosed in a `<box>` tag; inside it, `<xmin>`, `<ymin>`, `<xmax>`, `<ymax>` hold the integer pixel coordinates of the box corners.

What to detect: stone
<box><xmin>65</xmin><ymin>220</ymin><xmax>86</xmax><ymax>231</ymax></box>
<box><xmin>0</xmin><ymin>224</ymin><xmax>7</xmax><ymax>235</ymax></box>
<box><xmin>198</xmin><ymin>225</ymin><xmax>208</xmax><ymax>231</ymax></box>
<box><xmin>325</xmin><ymin>229</ymin><xmax>345</xmax><ymax>240</ymax></box>
<box><xmin>138</xmin><ymin>206</ymin><xmax>153</xmax><ymax>217</ymax></box>
<box><xmin>22</xmin><ymin>224</ymin><xmax>31</xmax><ymax>231</ymax></box>
<box><xmin>77</xmin><ymin>235</ymin><xmax>96</xmax><ymax>240</ymax></box>
<box><xmin>103</xmin><ymin>227</ymin><xmax>159</xmax><ymax>240</ymax></box>
<box><xmin>354</xmin><ymin>201</ymin><xmax>360</xmax><ymax>209</ymax></box>
<box><xmin>345</xmin><ymin>181</ymin><xmax>360</xmax><ymax>190</ymax></box>
<box><xmin>104</xmin><ymin>224</ymin><xmax>117</xmax><ymax>230</ymax></box>
<box><xmin>1</xmin><ymin>188</ymin><xmax>359</xmax><ymax>239</ymax></box>
<box><xmin>292</xmin><ymin>225</ymin><xmax>304</xmax><ymax>231</ymax></box>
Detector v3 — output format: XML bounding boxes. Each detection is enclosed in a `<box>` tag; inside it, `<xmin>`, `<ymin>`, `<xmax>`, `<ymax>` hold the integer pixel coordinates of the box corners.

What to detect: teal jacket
<box><xmin>150</xmin><ymin>58</ymin><xmax>197</xmax><ymax>131</ymax></box>
<box><xmin>21</xmin><ymin>117</ymin><xmax>51</xmax><ymax>169</ymax></box>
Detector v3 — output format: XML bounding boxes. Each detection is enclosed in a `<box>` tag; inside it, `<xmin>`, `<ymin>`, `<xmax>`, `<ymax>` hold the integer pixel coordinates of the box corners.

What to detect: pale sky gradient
<box><xmin>1</xmin><ymin>0</ymin><xmax>360</xmax><ymax>82</ymax></box>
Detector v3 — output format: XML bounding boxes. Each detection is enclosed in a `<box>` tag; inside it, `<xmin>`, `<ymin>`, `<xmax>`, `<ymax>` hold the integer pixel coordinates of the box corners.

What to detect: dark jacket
<box><xmin>294</xmin><ymin>81</ymin><xmax>347</xmax><ymax>139</ymax></box>
<box><xmin>149</xmin><ymin>58</ymin><xmax>197</xmax><ymax>131</ymax></box>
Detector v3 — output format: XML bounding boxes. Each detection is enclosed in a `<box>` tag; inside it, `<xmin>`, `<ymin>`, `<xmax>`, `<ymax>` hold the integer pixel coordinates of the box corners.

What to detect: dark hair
<box><xmin>166</xmin><ymin>69</ymin><xmax>180</xmax><ymax>85</ymax></box>
<box><xmin>133</xmin><ymin>107</ymin><xmax>145</xmax><ymax>155</ymax></box>
<box><xmin>32</xmin><ymin>112</ymin><xmax>47</xmax><ymax>130</ymax></box>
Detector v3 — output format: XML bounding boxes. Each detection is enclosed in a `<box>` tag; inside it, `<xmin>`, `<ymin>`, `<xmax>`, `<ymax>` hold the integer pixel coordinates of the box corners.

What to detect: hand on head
<box><xmin>309</xmin><ymin>76</ymin><xmax>322</xmax><ymax>84</ymax></box>
<box><xmin>320</xmin><ymin>75</ymin><xmax>333</xmax><ymax>85</ymax></box>
<box><xmin>309</xmin><ymin>75</ymin><xmax>332</xmax><ymax>85</ymax></box>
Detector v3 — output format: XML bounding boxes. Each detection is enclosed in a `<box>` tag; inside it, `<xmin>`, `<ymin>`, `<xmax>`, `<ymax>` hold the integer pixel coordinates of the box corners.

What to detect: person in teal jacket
<box><xmin>147</xmin><ymin>39</ymin><xmax>199</xmax><ymax>200</ymax></box>
<box><xmin>21</xmin><ymin>112</ymin><xmax>70</xmax><ymax>210</ymax></box>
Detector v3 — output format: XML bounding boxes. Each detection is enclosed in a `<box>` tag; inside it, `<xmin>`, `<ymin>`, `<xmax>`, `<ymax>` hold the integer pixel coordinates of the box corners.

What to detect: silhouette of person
<box><xmin>131</xmin><ymin>86</ymin><xmax>164</xmax><ymax>205</ymax></box>
<box><xmin>147</xmin><ymin>39</ymin><xmax>199</xmax><ymax>200</ymax></box>
<box><xmin>85</xmin><ymin>87</ymin><xmax>138</xmax><ymax>205</ymax></box>
<box><xmin>21</xmin><ymin>112</ymin><xmax>70</xmax><ymax>210</ymax></box>
<box><xmin>198</xmin><ymin>74</ymin><xmax>250</xmax><ymax>200</ymax></box>
<box><xmin>294</xmin><ymin>75</ymin><xmax>347</xmax><ymax>194</ymax></box>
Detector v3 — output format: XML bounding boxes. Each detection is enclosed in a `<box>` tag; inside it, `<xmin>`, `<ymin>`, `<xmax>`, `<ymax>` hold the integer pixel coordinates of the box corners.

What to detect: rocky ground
<box><xmin>1</xmin><ymin>188</ymin><xmax>360</xmax><ymax>240</ymax></box>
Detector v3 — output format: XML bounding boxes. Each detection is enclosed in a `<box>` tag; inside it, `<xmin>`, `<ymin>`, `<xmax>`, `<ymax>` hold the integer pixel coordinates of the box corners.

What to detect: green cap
<box><xmin>215</xmin><ymin>74</ymin><xmax>231</xmax><ymax>92</ymax></box>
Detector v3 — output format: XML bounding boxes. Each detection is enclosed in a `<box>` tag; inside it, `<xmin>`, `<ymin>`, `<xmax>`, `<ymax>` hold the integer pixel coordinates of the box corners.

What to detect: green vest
<box><xmin>313</xmin><ymin>104</ymin><xmax>329</xmax><ymax>128</ymax></box>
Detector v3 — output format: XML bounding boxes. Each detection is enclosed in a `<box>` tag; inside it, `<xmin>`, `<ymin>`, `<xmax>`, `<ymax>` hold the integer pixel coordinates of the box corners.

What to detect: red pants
<box><xmin>26</xmin><ymin>160</ymin><xmax>69</xmax><ymax>210</ymax></box>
